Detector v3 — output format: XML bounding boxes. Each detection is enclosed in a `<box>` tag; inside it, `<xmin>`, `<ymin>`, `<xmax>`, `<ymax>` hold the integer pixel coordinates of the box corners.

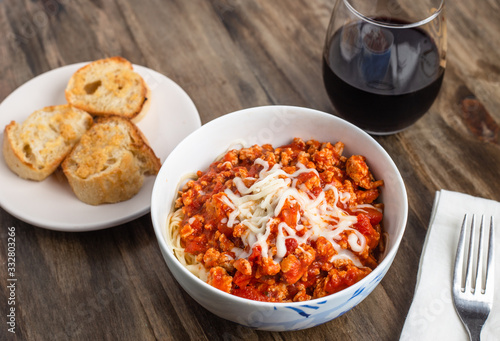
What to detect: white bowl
<box><xmin>151</xmin><ymin>105</ymin><xmax>408</xmax><ymax>331</ymax></box>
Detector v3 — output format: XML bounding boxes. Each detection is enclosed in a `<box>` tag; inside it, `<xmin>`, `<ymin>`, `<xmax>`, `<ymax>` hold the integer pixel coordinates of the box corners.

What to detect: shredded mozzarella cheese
<box><xmin>222</xmin><ymin>158</ymin><xmax>373</xmax><ymax>266</ymax></box>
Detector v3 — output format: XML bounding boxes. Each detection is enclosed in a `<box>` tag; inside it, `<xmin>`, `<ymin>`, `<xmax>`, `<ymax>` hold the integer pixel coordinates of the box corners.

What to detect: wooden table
<box><xmin>1</xmin><ymin>0</ymin><xmax>499</xmax><ymax>340</ymax></box>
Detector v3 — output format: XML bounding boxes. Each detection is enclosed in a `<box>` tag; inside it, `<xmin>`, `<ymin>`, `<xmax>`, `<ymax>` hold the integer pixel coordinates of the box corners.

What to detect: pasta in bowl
<box><xmin>151</xmin><ymin>106</ymin><xmax>407</xmax><ymax>330</ymax></box>
<box><xmin>168</xmin><ymin>138</ymin><xmax>384</xmax><ymax>302</ymax></box>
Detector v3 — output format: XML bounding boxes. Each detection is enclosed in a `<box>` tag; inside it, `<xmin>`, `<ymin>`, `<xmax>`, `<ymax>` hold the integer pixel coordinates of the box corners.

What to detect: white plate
<box><xmin>0</xmin><ymin>62</ymin><xmax>201</xmax><ymax>231</ymax></box>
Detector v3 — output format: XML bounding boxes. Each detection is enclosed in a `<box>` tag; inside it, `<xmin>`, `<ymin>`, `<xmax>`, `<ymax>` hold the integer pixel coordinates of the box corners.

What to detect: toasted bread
<box><xmin>2</xmin><ymin>105</ymin><xmax>93</xmax><ymax>181</ymax></box>
<box><xmin>62</xmin><ymin>116</ymin><xmax>161</xmax><ymax>205</ymax></box>
<box><xmin>65</xmin><ymin>57</ymin><xmax>149</xmax><ymax>120</ymax></box>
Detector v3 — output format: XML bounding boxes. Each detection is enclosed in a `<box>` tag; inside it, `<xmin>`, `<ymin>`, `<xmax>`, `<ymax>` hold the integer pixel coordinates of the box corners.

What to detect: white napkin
<box><xmin>400</xmin><ymin>190</ymin><xmax>500</xmax><ymax>341</ymax></box>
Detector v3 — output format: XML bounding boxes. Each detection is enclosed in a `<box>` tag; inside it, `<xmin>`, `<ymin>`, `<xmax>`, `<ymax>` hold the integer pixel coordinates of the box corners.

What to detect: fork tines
<box><xmin>454</xmin><ymin>214</ymin><xmax>495</xmax><ymax>296</ymax></box>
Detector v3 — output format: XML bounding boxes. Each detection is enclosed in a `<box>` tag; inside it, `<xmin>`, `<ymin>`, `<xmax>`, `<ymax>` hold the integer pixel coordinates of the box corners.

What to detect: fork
<box><xmin>452</xmin><ymin>214</ymin><xmax>495</xmax><ymax>341</ymax></box>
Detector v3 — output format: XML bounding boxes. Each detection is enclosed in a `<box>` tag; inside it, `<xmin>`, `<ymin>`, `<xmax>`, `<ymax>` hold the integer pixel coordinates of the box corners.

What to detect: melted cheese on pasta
<box><xmin>219</xmin><ymin>158</ymin><xmax>367</xmax><ymax>267</ymax></box>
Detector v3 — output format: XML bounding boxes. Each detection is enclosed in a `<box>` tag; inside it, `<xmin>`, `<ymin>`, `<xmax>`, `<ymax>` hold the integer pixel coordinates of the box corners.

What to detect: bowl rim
<box><xmin>151</xmin><ymin>104</ymin><xmax>408</xmax><ymax>307</ymax></box>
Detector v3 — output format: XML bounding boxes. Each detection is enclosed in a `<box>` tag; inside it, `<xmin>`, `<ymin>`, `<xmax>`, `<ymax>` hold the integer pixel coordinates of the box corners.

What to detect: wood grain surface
<box><xmin>0</xmin><ymin>0</ymin><xmax>499</xmax><ymax>340</ymax></box>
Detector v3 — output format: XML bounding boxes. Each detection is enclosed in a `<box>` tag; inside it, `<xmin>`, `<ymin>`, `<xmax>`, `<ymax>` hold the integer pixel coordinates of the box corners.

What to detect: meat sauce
<box><xmin>175</xmin><ymin>138</ymin><xmax>384</xmax><ymax>302</ymax></box>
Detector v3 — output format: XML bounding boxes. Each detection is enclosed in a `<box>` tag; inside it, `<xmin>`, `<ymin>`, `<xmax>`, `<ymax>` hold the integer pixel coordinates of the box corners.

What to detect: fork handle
<box><xmin>466</xmin><ymin>324</ymin><xmax>482</xmax><ymax>341</ymax></box>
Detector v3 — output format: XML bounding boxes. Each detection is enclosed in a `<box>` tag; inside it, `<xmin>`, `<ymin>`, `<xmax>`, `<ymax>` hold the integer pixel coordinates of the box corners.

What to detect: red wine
<box><xmin>323</xmin><ymin>20</ymin><xmax>444</xmax><ymax>134</ymax></box>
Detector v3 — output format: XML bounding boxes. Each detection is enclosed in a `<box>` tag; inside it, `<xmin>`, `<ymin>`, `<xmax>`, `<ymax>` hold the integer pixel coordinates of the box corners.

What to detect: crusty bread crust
<box><xmin>65</xmin><ymin>56</ymin><xmax>148</xmax><ymax>120</ymax></box>
<box><xmin>2</xmin><ymin>105</ymin><xmax>93</xmax><ymax>181</ymax></box>
<box><xmin>131</xmin><ymin>82</ymin><xmax>151</xmax><ymax>124</ymax></box>
<box><xmin>62</xmin><ymin>116</ymin><xmax>161</xmax><ymax>205</ymax></box>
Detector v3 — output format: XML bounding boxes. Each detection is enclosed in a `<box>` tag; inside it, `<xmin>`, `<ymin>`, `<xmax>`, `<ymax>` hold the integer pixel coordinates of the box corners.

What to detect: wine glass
<box><xmin>322</xmin><ymin>0</ymin><xmax>447</xmax><ymax>135</ymax></box>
